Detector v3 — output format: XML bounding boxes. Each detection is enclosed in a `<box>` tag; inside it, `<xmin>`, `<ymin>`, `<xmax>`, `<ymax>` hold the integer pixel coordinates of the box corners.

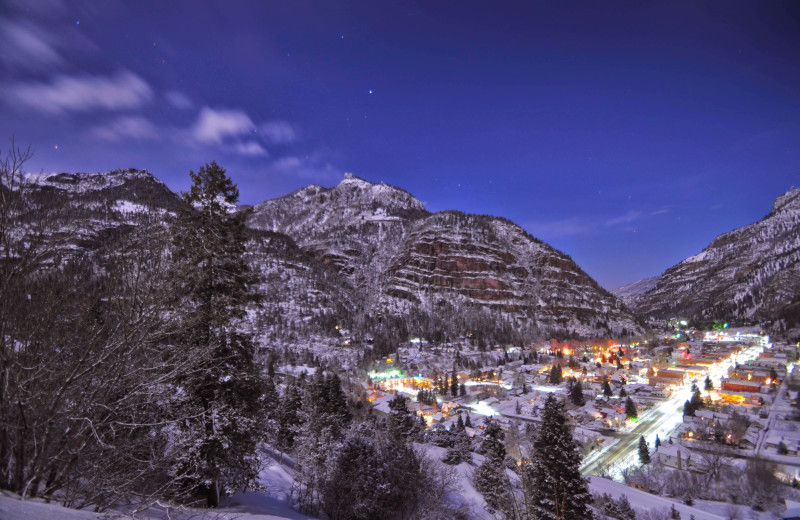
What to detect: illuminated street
<box><xmin>581</xmin><ymin>344</ymin><xmax>763</xmax><ymax>478</ymax></box>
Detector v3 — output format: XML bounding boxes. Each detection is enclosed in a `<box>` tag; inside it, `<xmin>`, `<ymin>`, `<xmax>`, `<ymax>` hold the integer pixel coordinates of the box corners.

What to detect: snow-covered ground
<box><xmin>588</xmin><ymin>476</ymin><xmax>779</xmax><ymax>520</ymax></box>
<box><xmin>0</xmin><ymin>456</ymin><xmax>314</xmax><ymax>520</ymax></box>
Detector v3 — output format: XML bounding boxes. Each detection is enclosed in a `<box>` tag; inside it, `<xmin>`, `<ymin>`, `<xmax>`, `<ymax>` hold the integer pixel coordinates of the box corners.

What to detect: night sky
<box><xmin>2</xmin><ymin>1</ymin><xmax>799</xmax><ymax>289</ymax></box>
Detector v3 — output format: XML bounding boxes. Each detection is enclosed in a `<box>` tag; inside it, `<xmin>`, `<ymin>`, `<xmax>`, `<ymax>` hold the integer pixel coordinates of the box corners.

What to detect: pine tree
<box><xmin>638</xmin><ymin>435</ymin><xmax>651</xmax><ymax>464</ymax></box>
<box><xmin>690</xmin><ymin>388</ymin><xmax>704</xmax><ymax>410</ymax></box>
<box><xmin>704</xmin><ymin>375</ymin><xmax>713</xmax><ymax>391</ymax></box>
<box><xmin>465</xmin><ymin>413</ymin><xmax>472</xmax><ymax>428</ymax></box>
<box><xmin>549</xmin><ymin>364</ymin><xmax>563</xmax><ymax>385</ymax></box>
<box><xmin>388</xmin><ymin>394</ymin><xmax>418</xmax><ymax>440</ymax></box>
<box><xmin>523</xmin><ymin>394</ymin><xmax>593</xmax><ymax>520</ymax></box>
<box><xmin>473</xmin><ymin>418</ymin><xmax>512</xmax><ymax>516</ymax></box>
<box><xmin>683</xmin><ymin>399</ymin><xmax>696</xmax><ymax>417</ymax></box>
<box><xmin>625</xmin><ymin>397</ymin><xmax>638</xmax><ymax>419</ymax></box>
<box><xmin>460</xmin><ymin>382</ymin><xmax>467</xmax><ymax>397</ymax></box>
<box><xmin>602</xmin><ymin>378</ymin><xmax>613</xmax><ymax>397</ymax></box>
<box><xmin>655</xmin><ymin>434</ymin><xmax>661</xmax><ymax>449</ymax></box>
<box><xmin>616</xmin><ymin>495</ymin><xmax>636</xmax><ymax>520</ymax></box>
<box><xmin>451</xmin><ymin>367</ymin><xmax>459</xmax><ymax>397</ymax></box>
<box><xmin>569</xmin><ymin>377</ymin><xmax>585</xmax><ymax>406</ymax></box>
<box><xmin>171</xmin><ymin>161</ymin><xmax>265</xmax><ymax>507</ymax></box>
<box><xmin>619</xmin><ymin>386</ymin><xmax>627</xmax><ymax>398</ymax></box>
<box><xmin>293</xmin><ymin>372</ymin><xmax>352</xmax><ymax>514</ymax></box>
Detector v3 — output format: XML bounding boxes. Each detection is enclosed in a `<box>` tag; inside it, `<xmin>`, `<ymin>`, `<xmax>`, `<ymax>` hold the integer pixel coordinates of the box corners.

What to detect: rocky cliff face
<box><xmin>382</xmin><ymin>211</ymin><xmax>640</xmax><ymax>336</ymax></box>
<box><xmin>629</xmin><ymin>187</ymin><xmax>800</xmax><ymax>331</ymax></box>
<box><xmin>14</xmin><ymin>169</ymin><xmax>644</xmax><ymax>339</ymax></box>
<box><xmin>15</xmin><ymin>169</ymin><xmax>354</xmax><ymax>343</ymax></box>
<box><xmin>251</xmin><ymin>174</ymin><xmax>643</xmax><ymax>337</ymax></box>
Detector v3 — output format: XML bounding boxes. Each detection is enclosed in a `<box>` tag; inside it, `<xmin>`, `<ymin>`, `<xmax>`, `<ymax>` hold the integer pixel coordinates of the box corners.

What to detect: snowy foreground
<box><xmin>0</xmin><ymin>461</ymin><xmax>314</xmax><ymax>520</ymax></box>
<box><xmin>2</xmin><ymin>452</ymin><xmax>783</xmax><ymax>520</ymax></box>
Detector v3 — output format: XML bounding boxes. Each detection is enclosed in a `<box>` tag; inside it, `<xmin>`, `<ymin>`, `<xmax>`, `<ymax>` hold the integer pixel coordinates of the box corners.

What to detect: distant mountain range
<box><xmin>25</xmin><ymin>170</ymin><xmax>643</xmax><ymax>341</ymax></box>
<box><xmin>613</xmin><ymin>187</ymin><xmax>800</xmax><ymax>336</ymax></box>
<box><xmin>24</xmin><ymin>169</ymin><xmax>799</xmax><ymax>340</ymax></box>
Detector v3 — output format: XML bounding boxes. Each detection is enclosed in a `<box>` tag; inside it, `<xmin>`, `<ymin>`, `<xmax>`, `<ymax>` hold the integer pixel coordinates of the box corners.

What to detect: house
<box><xmin>657</xmin><ymin>444</ymin><xmax>701</xmax><ymax>471</ymax></box>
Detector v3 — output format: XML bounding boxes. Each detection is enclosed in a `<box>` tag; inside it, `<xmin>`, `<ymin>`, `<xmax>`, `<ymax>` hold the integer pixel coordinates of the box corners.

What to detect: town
<box><xmin>314</xmin><ymin>321</ymin><xmax>800</xmax><ymax>518</ymax></box>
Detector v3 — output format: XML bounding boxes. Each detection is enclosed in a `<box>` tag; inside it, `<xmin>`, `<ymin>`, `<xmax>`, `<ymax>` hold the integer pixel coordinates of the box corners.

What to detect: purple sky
<box><xmin>1</xmin><ymin>1</ymin><xmax>799</xmax><ymax>289</ymax></box>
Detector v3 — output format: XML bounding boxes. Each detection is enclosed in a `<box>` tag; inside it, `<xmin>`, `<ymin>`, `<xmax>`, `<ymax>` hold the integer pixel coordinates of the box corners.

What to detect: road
<box><xmin>581</xmin><ymin>385</ymin><xmax>690</xmax><ymax>477</ymax></box>
<box><xmin>580</xmin><ymin>344</ymin><xmax>763</xmax><ymax>478</ymax></box>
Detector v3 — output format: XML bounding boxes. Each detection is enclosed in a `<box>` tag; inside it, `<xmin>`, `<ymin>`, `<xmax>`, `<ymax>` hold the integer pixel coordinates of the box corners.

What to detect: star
<box><xmin>54</xmin><ymin>145</ymin><xmax>59</xmax><ymax>150</ymax></box>
<box><xmin>369</xmin><ymin>89</ymin><xmax>373</xmax><ymax>94</ymax></box>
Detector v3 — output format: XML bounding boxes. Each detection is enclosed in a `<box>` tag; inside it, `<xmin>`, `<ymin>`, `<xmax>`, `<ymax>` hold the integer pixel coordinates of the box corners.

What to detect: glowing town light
<box><xmin>469</xmin><ymin>401</ymin><xmax>498</xmax><ymax>416</ymax></box>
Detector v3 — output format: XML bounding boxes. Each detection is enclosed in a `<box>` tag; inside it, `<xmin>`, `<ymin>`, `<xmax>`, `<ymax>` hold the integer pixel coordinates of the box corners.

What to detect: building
<box><xmin>656</xmin><ymin>444</ymin><xmax>701</xmax><ymax>472</ymax></box>
<box><xmin>721</xmin><ymin>378</ymin><xmax>762</xmax><ymax>393</ymax></box>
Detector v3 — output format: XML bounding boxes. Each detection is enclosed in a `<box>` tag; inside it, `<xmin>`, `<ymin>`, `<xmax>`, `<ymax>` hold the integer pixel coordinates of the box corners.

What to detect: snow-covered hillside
<box><xmin>612</xmin><ymin>276</ymin><xmax>660</xmax><ymax>307</ymax></box>
<box><xmin>631</xmin><ymin>187</ymin><xmax>800</xmax><ymax>332</ymax></box>
<box><xmin>251</xmin><ymin>173</ymin><xmax>644</xmax><ymax>337</ymax></box>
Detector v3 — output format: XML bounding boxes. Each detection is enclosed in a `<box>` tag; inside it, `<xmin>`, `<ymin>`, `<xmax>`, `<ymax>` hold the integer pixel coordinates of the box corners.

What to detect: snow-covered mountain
<box><xmin>18</xmin><ymin>169</ymin><xmax>354</xmax><ymax>347</ymax></box>
<box><xmin>17</xmin><ymin>168</ymin><xmax>645</xmax><ymax>338</ymax></box>
<box><xmin>629</xmin><ymin>187</ymin><xmax>800</xmax><ymax>333</ymax></box>
<box><xmin>250</xmin><ymin>173</ymin><xmax>643</xmax><ymax>337</ymax></box>
<box><xmin>612</xmin><ymin>276</ymin><xmax>660</xmax><ymax>307</ymax></box>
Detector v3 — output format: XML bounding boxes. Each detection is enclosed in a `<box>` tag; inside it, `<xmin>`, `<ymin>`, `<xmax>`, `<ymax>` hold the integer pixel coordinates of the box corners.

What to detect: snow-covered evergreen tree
<box><xmin>638</xmin><ymin>435</ymin><xmax>651</xmax><ymax>464</ymax></box>
<box><xmin>602</xmin><ymin>378</ymin><xmax>613</xmax><ymax>397</ymax></box>
<box><xmin>625</xmin><ymin>397</ymin><xmax>638</xmax><ymax>419</ymax></box>
<box><xmin>170</xmin><ymin>161</ymin><xmax>266</xmax><ymax>507</ymax></box>
<box><xmin>293</xmin><ymin>371</ymin><xmax>351</xmax><ymax>514</ymax></box>
<box><xmin>568</xmin><ymin>377</ymin><xmax>585</xmax><ymax>406</ymax></box>
<box><xmin>548</xmin><ymin>364</ymin><xmax>563</xmax><ymax>384</ymax></box>
<box><xmin>387</xmin><ymin>393</ymin><xmax>419</xmax><ymax>440</ymax></box>
<box><xmin>522</xmin><ymin>394</ymin><xmax>592</xmax><ymax>520</ymax></box>
<box><xmin>473</xmin><ymin>417</ymin><xmax>513</xmax><ymax>516</ymax></box>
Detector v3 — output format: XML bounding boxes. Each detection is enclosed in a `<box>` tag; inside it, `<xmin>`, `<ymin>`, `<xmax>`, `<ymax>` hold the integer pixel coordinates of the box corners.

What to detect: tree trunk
<box><xmin>207</xmin><ymin>479</ymin><xmax>219</xmax><ymax>508</ymax></box>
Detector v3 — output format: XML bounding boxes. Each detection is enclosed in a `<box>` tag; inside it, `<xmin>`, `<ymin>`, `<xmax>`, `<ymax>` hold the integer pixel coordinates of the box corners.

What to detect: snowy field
<box><xmin>588</xmin><ymin>476</ymin><xmax>780</xmax><ymax>520</ymax></box>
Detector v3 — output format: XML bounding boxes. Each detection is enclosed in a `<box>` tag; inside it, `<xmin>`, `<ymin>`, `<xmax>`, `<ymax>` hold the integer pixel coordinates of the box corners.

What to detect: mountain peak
<box><xmin>772</xmin><ymin>187</ymin><xmax>800</xmax><ymax>214</ymax></box>
<box><xmin>32</xmin><ymin>168</ymin><xmax>163</xmax><ymax>194</ymax></box>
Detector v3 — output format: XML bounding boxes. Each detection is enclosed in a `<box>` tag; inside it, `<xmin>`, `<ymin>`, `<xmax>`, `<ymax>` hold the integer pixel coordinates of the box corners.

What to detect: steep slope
<box><xmin>383</xmin><ymin>211</ymin><xmax>642</xmax><ymax>336</ymax></box>
<box><xmin>16</xmin><ymin>169</ymin><xmax>181</xmax><ymax>255</ymax></box>
<box><xmin>631</xmin><ymin>187</ymin><xmax>800</xmax><ymax>330</ymax></box>
<box><xmin>14</xmin><ymin>169</ymin><xmax>353</xmax><ymax>343</ymax></box>
<box><xmin>612</xmin><ymin>276</ymin><xmax>660</xmax><ymax>307</ymax></box>
<box><xmin>250</xmin><ymin>174</ymin><xmax>643</xmax><ymax>337</ymax></box>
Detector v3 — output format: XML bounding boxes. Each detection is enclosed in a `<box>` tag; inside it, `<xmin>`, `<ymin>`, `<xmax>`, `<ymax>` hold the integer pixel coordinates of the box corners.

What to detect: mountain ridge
<box><xmin>628</xmin><ymin>187</ymin><xmax>800</xmax><ymax>335</ymax></box>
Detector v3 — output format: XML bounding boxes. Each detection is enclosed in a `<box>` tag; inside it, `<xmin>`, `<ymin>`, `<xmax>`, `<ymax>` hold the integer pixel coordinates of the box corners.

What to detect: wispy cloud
<box><xmin>3</xmin><ymin>70</ymin><xmax>153</xmax><ymax>114</ymax></box>
<box><xmin>234</xmin><ymin>141</ymin><xmax>268</xmax><ymax>157</ymax></box>
<box><xmin>604</xmin><ymin>210</ymin><xmax>642</xmax><ymax>226</ymax></box>
<box><xmin>92</xmin><ymin>116</ymin><xmax>159</xmax><ymax>141</ymax></box>
<box><xmin>259</xmin><ymin>120</ymin><xmax>298</xmax><ymax>145</ymax></box>
<box><xmin>0</xmin><ymin>19</ymin><xmax>62</xmax><ymax>71</ymax></box>
<box><xmin>266</xmin><ymin>154</ymin><xmax>340</xmax><ymax>181</ymax></box>
<box><xmin>191</xmin><ymin>106</ymin><xmax>255</xmax><ymax>144</ymax></box>
<box><xmin>165</xmin><ymin>91</ymin><xmax>193</xmax><ymax>110</ymax></box>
